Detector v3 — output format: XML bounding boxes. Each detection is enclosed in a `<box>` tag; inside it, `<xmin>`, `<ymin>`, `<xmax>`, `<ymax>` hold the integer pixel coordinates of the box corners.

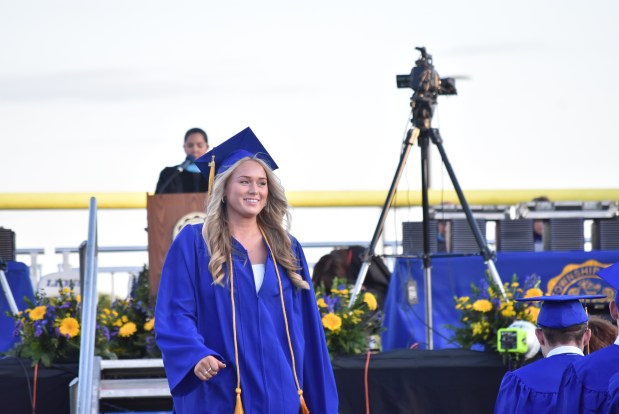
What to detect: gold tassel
<box><xmin>207</xmin><ymin>155</ymin><xmax>216</xmax><ymax>199</ymax></box>
<box><xmin>234</xmin><ymin>387</ymin><xmax>244</xmax><ymax>414</ymax></box>
<box><xmin>299</xmin><ymin>390</ymin><xmax>310</xmax><ymax>414</ymax></box>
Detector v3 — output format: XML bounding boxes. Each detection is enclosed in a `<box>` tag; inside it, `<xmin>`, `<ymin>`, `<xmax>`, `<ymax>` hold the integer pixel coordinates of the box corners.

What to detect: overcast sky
<box><xmin>1</xmin><ymin>1</ymin><xmax>618</xmax><ymax>277</ymax></box>
<box><xmin>3</xmin><ymin>0</ymin><xmax>618</xmax><ymax>193</ymax></box>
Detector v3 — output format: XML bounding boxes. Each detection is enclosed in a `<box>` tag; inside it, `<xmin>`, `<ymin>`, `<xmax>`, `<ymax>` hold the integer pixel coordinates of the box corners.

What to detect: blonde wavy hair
<box><xmin>202</xmin><ymin>156</ymin><xmax>309</xmax><ymax>290</ymax></box>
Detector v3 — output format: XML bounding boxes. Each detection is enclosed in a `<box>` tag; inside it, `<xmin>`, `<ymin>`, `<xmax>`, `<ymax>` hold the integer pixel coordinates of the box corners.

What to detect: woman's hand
<box><xmin>194</xmin><ymin>355</ymin><xmax>227</xmax><ymax>381</ymax></box>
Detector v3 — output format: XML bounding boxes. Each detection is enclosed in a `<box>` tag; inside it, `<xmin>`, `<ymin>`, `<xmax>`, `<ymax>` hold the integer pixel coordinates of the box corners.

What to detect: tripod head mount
<box><xmin>396</xmin><ymin>47</ymin><xmax>457</xmax><ymax>130</ymax></box>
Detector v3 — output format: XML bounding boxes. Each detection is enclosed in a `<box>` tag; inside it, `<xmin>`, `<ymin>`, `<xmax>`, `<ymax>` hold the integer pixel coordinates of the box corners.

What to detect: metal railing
<box><xmin>1</xmin><ymin>189</ymin><xmax>618</xmax><ymax>210</ymax></box>
<box><xmin>76</xmin><ymin>197</ymin><xmax>99</xmax><ymax>414</ymax></box>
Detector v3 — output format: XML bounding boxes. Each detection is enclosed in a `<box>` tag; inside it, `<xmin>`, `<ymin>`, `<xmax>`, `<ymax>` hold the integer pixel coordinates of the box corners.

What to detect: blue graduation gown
<box><xmin>607</xmin><ymin>371</ymin><xmax>619</xmax><ymax>414</ymax></box>
<box><xmin>556</xmin><ymin>344</ymin><xmax>619</xmax><ymax>413</ymax></box>
<box><xmin>493</xmin><ymin>353</ymin><xmax>582</xmax><ymax>414</ymax></box>
<box><xmin>155</xmin><ymin>224</ymin><xmax>339</xmax><ymax>413</ymax></box>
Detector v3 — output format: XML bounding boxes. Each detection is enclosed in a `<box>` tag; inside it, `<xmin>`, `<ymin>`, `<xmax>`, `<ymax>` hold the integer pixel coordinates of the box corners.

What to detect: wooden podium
<box><xmin>146</xmin><ymin>193</ymin><xmax>207</xmax><ymax>299</ymax></box>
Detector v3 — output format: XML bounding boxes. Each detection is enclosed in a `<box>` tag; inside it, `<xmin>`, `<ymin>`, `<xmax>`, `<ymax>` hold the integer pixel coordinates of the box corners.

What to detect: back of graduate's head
<box><xmin>588</xmin><ymin>315</ymin><xmax>618</xmax><ymax>353</ymax></box>
<box><xmin>517</xmin><ymin>294</ymin><xmax>605</xmax><ymax>354</ymax></box>
<box><xmin>539</xmin><ymin>323</ymin><xmax>590</xmax><ymax>349</ymax></box>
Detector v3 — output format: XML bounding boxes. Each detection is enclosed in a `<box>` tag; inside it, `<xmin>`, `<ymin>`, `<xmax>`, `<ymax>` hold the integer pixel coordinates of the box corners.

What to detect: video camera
<box><xmin>396</xmin><ymin>47</ymin><xmax>457</xmax><ymax>97</ymax></box>
<box><xmin>497</xmin><ymin>327</ymin><xmax>528</xmax><ymax>354</ymax></box>
<box><xmin>396</xmin><ymin>47</ymin><xmax>457</xmax><ymax>128</ymax></box>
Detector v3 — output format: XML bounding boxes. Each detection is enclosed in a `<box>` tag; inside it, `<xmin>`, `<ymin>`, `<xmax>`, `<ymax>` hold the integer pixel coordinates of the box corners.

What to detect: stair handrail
<box><xmin>76</xmin><ymin>197</ymin><xmax>99</xmax><ymax>414</ymax></box>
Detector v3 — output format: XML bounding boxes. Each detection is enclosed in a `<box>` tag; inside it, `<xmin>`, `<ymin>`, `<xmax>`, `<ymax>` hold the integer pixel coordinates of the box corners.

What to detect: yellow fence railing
<box><xmin>1</xmin><ymin>189</ymin><xmax>618</xmax><ymax>210</ymax></box>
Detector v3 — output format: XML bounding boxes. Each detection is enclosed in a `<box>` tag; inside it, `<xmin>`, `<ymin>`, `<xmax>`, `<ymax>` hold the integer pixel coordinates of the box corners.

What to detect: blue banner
<box><xmin>0</xmin><ymin>261</ymin><xmax>34</xmax><ymax>352</ymax></box>
<box><xmin>382</xmin><ymin>251</ymin><xmax>619</xmax><ymax>350</ymax></box>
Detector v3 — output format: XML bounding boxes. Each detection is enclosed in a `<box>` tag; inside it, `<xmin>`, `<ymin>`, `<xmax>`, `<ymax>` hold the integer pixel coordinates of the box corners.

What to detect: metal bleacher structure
<box><xmin>4</xmin><ymin>191</ymin><xmax>619</xmax><ymax>413</ymax></box>
<box><xmin>402</xmin><ymin>200</ymin><xmax>619</xmax><ymax>255</ymax></box>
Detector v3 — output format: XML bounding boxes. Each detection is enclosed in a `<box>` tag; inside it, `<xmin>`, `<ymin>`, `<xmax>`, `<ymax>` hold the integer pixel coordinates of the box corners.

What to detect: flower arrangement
<box><xmin>315</xmin><ymin>278</ymin><xmax>384</xmax><ymax>357</ymax></box>
<box><xmin>7</xmin><ymin>265</ymin><xmax>160</xmax><ymax>366</ymax></box>
<box><xmin>97</xmin><ymin>296</ymin><xmax>159</xmax><ymax>359</ymax></box>
<box><xmin>447</xmin><ymin>273</ymin><xmax>543</xmax><ymax>352</ymax></box>
<box><xmin>8</xmin><ymin>281</ymin><xmax>84</xmax><ymax>366</ymax></box>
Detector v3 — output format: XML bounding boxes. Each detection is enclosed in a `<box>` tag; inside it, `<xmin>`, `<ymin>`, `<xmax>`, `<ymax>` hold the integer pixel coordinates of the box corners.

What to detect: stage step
<box><xmin>70</xmin><ymin>358</ymin><xmax>172</xmax><ymax>413</ymax></box>
<box><xmin>99</xmin><ymin>378</ymin><xmax>171</xmax><ymax>399</ymax></box>
<box><xmin>99</xmin><ymin>359</ymin><xmax>171</xmax><ymax>399</ymax></box>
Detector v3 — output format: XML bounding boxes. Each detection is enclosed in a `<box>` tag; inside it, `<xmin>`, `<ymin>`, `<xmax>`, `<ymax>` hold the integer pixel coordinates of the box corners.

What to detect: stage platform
<box><xmin>0</xmin><ymin>348</ymin><xmax>506</xmax><ymax>413</ymax></box>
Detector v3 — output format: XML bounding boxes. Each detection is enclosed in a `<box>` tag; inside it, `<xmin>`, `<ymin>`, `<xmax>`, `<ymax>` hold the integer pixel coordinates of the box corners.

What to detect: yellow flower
<box><xmin>62</xmin><ymin>287</ymin><xmax>72</xmax><ymax>294</ymax></box>
<box><xmin>103</xmin><ymin>308</ymin><xmax>111</xmax><ymax>315</ymax></box>
<box><xmin>118</xmin><ymin>322</ymin><xmax>137</xmax><ymax>337</ymax></box>
<box><xmin>144</xmin><ymin>319</ymin><xmax>155</xmax><ymax>332</ymax></box>
<box><xmin>322</xmin><ymin>313</ymin><xmax>342</xmax><ymax>332</ymax></box>
<box><xmin>363</xmin><ymin>292</ymin><xmax>377</xmax><ymax>311</ymax></box>
<box><xmin>511</xmin><ymin>282</ymin><xmax>520</xmax><ymax>288</ymax></box>
<box><xmin>472</xmin><ymin>299</ymin><xmax>493</xmax><ymax>313</ymax></box>
<box><xmin>317</xmin><ymin>298</ymin><xmax>327</xmax><ymax>308</ymax></box>
<box><xmin>121</xmin><ymin>315</ymin><xmax>129</xmax><ymax>323</ymax></box>
<box><xmin>524</xmin><ymin>288</ymin><xmax>543</xmax><ymax>298</ymax></box>
<box><xmin>114</xmin><ymin>319</ymin><xmax>123</xmax><ymax>327</ymax></box>
<box><xmin>500</xmin><ymin>302</ymin><xmax>516</xmax><ymax>318</ymax></box>
<box><xmin>59</xmin><ymin>317</ymin><xmax>80</xmax><ymax>338</ymax></box>
<box><xmin>525</xmin><ymin>306</ymin><xmax>540</xmax><ymax>323</ymax></box>
<box><xmin>340</xmin><ymin>289</ymin><xmax>349</xmax><ymax>295</ymax></box>
<box><xmin>471</xmin><ymin>322</ymin><xmax>484</xmax><ymax>336</ymax></box>
<box><xmin>76</xmin><ymin>295</ymin><xmax>81</xmax><ymax>303</ymax></box>
<box><xmin>29</xmin><ymin>306</ymin><xmax>47</xmax><ymax>321</ymax></box>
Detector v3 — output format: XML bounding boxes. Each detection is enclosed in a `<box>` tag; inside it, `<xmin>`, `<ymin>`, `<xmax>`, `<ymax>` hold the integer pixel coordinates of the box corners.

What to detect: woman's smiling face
<box><xmin>224</xmin><ymin>159</ymin><xmax>268</xmax><ymax>221</ymax></box>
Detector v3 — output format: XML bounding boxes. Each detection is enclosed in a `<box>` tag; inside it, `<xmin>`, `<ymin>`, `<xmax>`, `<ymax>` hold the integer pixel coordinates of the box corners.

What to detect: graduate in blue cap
<box><xmin>607</xmin><ymin>371</ymin><xmax>619</xmax><ymax>413</ymax></box>
<box><xmin>494</xmin><ymin>294</ymin><xmax>604</xmax><ymax>414</ymax></box>
<box><xmin>556</xmin><ymin>261</ymin><xmax>619</xmax><ymax>414</ymax></box>
<box><xmin>155</xmin><ymin>127</ymin><xmax>339</xmax><ymax>413</ymax></box>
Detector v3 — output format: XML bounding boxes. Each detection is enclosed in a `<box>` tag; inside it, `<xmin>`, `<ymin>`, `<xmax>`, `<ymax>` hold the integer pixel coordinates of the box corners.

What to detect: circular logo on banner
<box><xmin>173</xmin><ymin>212</ymin><xmax>207</xmax><ymax>239</ymax></box>
<box><xmin>546</xmin><ymin>259</ymin><xmax>614</xmax><ymax>302</ymax></box>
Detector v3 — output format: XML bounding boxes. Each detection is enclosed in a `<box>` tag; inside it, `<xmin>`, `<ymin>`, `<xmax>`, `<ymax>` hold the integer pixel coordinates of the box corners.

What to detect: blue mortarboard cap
<box><xmin>515</xmin><ymin>294</ymin><xmax>606</xmax><ymax>328</ymax></box>
<box><xmin>195</xmin><ymin>127</ymin><xmax>278</xmax><ymax>183</ymax></box>
<box><xmin>598</xmin><ymin>262</ymin><xmax>619</xmax><ymax>293</ymax></box>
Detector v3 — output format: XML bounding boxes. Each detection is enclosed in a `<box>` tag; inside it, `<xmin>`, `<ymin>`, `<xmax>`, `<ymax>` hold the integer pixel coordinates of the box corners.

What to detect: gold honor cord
<box><xmin>259</xmin><ymin>227</ymin><xmax>310</xmax><ymax>414</ymax></box>
<box><xmin>229</xmin><ymin>254</ymin><xmax>244</xmax><ymax>414</ymax></box>
<box><xmin>207</xmin><ymin>155</ymin><xmax>216</xmax><ymax>200</ymax></box>
<box><xmin>228</xmin><ymin>228</ymin><xmax>310</xmax><ymax>414</ymax></box>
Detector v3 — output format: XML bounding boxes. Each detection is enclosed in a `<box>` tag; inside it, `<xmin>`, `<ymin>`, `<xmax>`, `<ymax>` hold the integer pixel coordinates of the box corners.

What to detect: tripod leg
<box><xmin>349</xmin><ymin>128</ymin><xmax>420</xmax><ymax>307</ymax></box>
<box><xmin>429</xmin><ymin>128</ymin><xmax>506</xmax><ymax>297</ymax></box>
<box><xmin>420</xmin><ymin>133</ymin><xmax>434</xmax><ymax>349</ymax></box>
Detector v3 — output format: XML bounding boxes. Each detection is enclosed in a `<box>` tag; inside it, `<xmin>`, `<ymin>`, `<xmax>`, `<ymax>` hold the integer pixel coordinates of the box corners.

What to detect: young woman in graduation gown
<box><xmin>155</xmin><ymin>128</ymin><xmax>339</xmax><ymax>414</ymax></box>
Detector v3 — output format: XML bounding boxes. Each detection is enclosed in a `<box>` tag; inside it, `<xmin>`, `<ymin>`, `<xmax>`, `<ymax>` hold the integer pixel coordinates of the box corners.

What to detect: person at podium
<box><xmin>494</xmin><ymin>294</ymin><xmax>603</xmax><ymax>414</ymax></box>
<box><xmin>155</xmin><ymin>127</ymin><xmax>338</xmax><ymax>413</ymax></box>
<box><xmin>155</xmin><ymin>127</ymin><xmax>210</xmax><ymax>194</ymax></box>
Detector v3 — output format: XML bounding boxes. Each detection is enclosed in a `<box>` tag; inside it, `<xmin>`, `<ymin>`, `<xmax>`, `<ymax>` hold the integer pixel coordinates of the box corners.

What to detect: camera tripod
<box><xmin>349</xmin><ymin>48</ymin><xmax>505</xmax><ymax>350</ymax></box>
